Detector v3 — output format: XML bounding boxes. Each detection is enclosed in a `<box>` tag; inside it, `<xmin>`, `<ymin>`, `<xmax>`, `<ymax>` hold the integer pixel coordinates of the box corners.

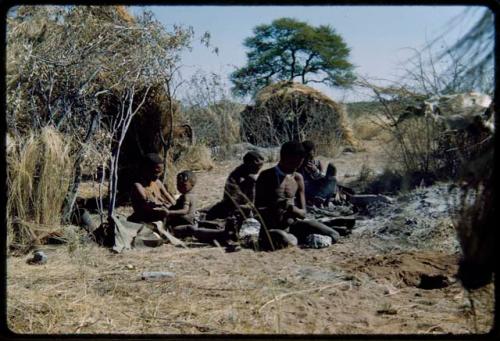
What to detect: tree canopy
<box><xmin>230</xmin><ymin>17</ymin><xmax>355</xmax><ymax>97</ymax></box>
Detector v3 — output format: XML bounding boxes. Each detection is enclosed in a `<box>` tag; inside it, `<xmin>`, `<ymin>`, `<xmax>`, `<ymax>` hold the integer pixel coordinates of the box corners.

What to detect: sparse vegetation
<box><xmin>5</xmin><ymin>4</ymin><xmax>495</xmax><ymax>336</ymax></box>
<box><xmin>182</xmin><ymin>71</ymin><xmax>244</xmax><ymax>159</ymax></box>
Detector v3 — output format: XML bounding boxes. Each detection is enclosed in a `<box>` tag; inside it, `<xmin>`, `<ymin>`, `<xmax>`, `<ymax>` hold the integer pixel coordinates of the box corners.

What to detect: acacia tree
<box><xmin>230</xmin><ymin>17</ymin><xmax>355</xmax><ymax>97</ymax></box>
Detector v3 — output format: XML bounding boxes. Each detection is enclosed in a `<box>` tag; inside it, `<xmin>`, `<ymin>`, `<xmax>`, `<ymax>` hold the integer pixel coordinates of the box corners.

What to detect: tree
<box><xmin>230</xmin><ymin>17</ymin><xmax>355</xmax><ymax>97</ymax></box>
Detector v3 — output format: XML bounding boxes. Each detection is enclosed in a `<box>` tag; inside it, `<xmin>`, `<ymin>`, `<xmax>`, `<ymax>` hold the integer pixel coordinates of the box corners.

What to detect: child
<box><xmin>165</xmin><ymin>170</ymin><xmax>197</xmax><ymax>228</ymax></box>
<box><xmin>169</xmin><ymin>170</ymin><xmax>239</xmax><ymax>250</ymax></box>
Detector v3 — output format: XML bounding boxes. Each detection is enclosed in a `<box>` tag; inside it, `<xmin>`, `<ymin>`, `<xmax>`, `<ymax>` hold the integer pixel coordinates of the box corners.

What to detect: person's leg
<box><xmin>325</xmin><ymin>162</ymin><xmax>337</xmax><ymax>178</ymax></box>
<box><xmin>259</xmin><ymin>229</ymin><xmax>298</xmax><ymax>251</ymax></box>
<box><xmin>190</xmin><ymin>217</ymin><xmax>238</xmax><ymax>245</ymax></box>
<box><xmin>190</xmin><ymin>227</ymin><xmax>227</xmax><ymax>244</ymax></box>
<box><xmin>205</xmin><ymin>201</ymin><xmax>229</xmax><ymax>220</ymax></box>
<box><xmin>198</xmin><ymin>220</ymin><xmax>224</xmax><ymax>230</ymax></box>
<box><xmin>289</xmin><ymin>219</ymin><xmax>340</xmax><ymax>244</ymax></box>
<box><xmin>315</xmin><ymin>177</ymin><xmax>337</xmax><ymax>203</ymax></box>
<box><xmin>171</xmin><ymin>224</ymin><xmax>197</xmax><ymax>238</ymax></box>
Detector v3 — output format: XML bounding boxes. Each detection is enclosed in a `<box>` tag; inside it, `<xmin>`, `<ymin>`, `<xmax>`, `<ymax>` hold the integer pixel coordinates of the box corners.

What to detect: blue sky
<box><xmin>131</xmin><ymin>5</ymin><xmax>487</xmax><ymax>102</ymax></box>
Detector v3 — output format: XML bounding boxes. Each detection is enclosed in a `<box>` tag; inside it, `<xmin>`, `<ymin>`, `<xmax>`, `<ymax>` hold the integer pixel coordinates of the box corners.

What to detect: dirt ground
<box><xmin>6</xmin><ymin>140</ymin><xmax>495</xmax><ymax>334</ymax></box>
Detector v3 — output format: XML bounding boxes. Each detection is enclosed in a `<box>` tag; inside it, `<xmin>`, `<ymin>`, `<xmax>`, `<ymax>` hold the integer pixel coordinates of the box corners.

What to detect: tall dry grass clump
<box><xmin>7</xmin><ymin>127</ymin><xmax>74</xmax><ymax>247</ymax></box>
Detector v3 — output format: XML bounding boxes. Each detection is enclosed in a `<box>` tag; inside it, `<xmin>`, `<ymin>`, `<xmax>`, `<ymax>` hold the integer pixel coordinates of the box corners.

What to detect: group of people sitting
<box><xmin>128</xmin><ymin>140</ymin><xmax>346</xmax><ymax>251</ymax></box>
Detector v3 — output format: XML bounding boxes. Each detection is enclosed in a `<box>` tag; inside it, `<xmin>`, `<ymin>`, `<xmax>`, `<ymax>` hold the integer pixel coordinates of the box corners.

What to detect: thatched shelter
<box><xmin>6</xmin><ymin>6</ymin><xmax>196</xmax><ymax>231</ymax></box>
<box><xmin>240</xmin><ymin>81</ymin><xmax>359</xmax><ymax>156</ymax></box>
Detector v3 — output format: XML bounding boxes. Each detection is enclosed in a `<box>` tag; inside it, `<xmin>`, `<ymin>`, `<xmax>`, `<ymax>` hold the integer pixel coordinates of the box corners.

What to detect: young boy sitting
<box><xmin>166</xmin><ymin>170</ymin><xmax>198</xmax><ymax>229</ymax></box>
<box><xmin>169</xmin><ymin>170</ymin><xmax>239</xmax><ymax>249</ymax></box>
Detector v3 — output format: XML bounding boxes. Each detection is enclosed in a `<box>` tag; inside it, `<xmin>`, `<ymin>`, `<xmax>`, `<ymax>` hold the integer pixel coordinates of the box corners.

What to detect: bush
<box><xmin>182</xmin><ymin>71</ymin><xmax>244</xmax><ymax>159</ymax></box>
<box><xmin>7</xmin><ymin>127</ymin><xmax>74</xmax><ymax>247</ymax></box>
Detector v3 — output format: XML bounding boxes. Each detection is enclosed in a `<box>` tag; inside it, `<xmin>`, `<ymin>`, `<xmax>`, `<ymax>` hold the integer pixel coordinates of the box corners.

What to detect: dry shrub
<box><xmin>164</xmin><ymin>144</ymin><xmax>214</xmax><ymax>192</ymax></box>
<box><xmin>7</xmin><ymin>127</ymin><xmax>74</xmax><ymax>247</ymax></box>
<box><xmin>182</xmin><ymin>71</ymin><xmax>244</xmax><ymax>160</ymax></box>
<box><xmin>388</xmin><ymin>116</ymin><xmax>442</xmax><ymax>176</ymax></box>
<box><xmin>185</xmin><ymin>102</ymin><xmax>243</xmax><ymax>159</ymax></box>
<box><xmin>450</xmin><ymin>137</ymin><xmax>495</xmax><ymax>290</ymax></box>
<box><xmin>351</xmin><ymin>116</ymin><xmax>385</xmax><ymax>141</ymax></box>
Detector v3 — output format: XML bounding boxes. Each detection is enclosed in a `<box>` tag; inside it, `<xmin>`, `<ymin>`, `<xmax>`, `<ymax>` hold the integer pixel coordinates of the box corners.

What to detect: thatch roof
<box><xmin>255</xmin><ymin>81</ymin><xmax>340</xmax><ymax>109</ymax></box>
<box><xmin>241</xmin><ymin>81</ymin><xmax>360</xmax><ymax>154</ymax></box>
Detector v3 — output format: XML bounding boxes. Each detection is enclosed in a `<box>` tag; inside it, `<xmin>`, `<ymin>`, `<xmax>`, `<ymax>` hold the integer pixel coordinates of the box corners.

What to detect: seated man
<box><xmin>205</xmin><ymin>151</ymin><xmax>265</xmax><ymax>220</ymax></box>
<box><xmin>255</xmin><ymin>141</ymin><xmax>340</xmax><ymax>251</ymax></box>
<box><xmin>298</xmin><ymin>140</ymin><xmax>338</xmax><ymax>206</ymax></box>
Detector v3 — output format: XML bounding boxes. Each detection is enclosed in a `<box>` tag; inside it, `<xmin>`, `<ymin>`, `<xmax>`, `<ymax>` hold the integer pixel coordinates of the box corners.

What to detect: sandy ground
<box><xmin>6</xmin><ymin>140</ymin><xmax>495</xmax><ymax>335</ymax></box>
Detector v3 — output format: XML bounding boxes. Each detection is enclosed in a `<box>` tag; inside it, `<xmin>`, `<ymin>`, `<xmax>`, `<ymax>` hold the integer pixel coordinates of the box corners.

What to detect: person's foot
<box><xmin>225</xmin><ymin>241</ymin><xmax>242</xmax><ymax>253</ymax></box>
<box><xmin>313</xmin><ymin>196</ymin><xmax>325</xmax><ymax>207</ymax></box>
<box><xmin>224</xmin><ymin>216</ymin><xmax>239</xmax><ymax>242</ymax></box>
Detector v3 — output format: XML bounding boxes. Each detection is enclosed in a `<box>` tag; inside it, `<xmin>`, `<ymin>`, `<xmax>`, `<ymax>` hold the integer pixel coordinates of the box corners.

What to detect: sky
<box><xmin>131</xmin><ymin>5</ymin><xmax>487</xmax><ymax>102</ymax></box>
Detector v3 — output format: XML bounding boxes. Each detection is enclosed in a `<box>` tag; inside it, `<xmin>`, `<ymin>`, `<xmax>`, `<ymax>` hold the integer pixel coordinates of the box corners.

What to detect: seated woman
<box><xmin>298</xmin><ymin>140</ymin><xmax>338</xmax><ymax>206</ymax></box>
<box><xmin>128</xmin><ymin>153</ymin><xmax>176</xmax><ymax>224</ymax></box>
<box><xmin>205</xmin><ymin>151</ymin><xmax>264</xmax><ymax>220</ymax></box>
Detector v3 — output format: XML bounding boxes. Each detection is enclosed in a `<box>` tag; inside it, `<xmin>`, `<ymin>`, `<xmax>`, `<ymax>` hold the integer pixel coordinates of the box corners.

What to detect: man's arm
<box><xmin>255</xmin><ymin>170</ymin><xmax>272</xmax><ymax>209</ymax></box>
<box><xmin>288</xmin><ymin>173</ymin><xmax>306</xmax><ymax>219</ymax></box>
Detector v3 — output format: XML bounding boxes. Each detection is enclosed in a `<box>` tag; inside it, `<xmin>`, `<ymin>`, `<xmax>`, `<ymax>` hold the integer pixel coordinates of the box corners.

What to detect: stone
<box><xmin>141</xmin><ymin>271</ymin><xmax>175</xmax><ymax>281</ymax></box>
<box><xmin>27</xmin><ymin>250</ymin><xmax>48</xmax><ymax>265</ymax></box>
<box><xmin>239</xmin><ymin>218</ymin><xmax>261</xmax><ymax>238</ymax></box>
<box><xmin>304</xmin><ymin>234</ymin><xmax>333</xmax><ymax>249</ymax></box>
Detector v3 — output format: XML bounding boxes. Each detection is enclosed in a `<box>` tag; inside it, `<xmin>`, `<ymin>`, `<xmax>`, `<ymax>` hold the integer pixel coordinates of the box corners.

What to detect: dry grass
<box><xmin>351</xmin><ymin>116</ymin><xmax>385</xmax><ymax>141</ymax></box>
<box><xmin>241</xmin><ymin>81</ymin><xmax>361</xmax><ymax>152</ymax></box>
<box><xmin>7</xmin><ymin>127</ymin><xmax>74</xmax><ymax>247</ymax></box>
<box><xmin>7</xmin><ymin>240</ymin><xmax>494</xmax><ymax>334</ymax></box>
<box><xmin>6</xmin><ymin>144</ymin><xmax>495</xmax><ymax>335</ymax></box>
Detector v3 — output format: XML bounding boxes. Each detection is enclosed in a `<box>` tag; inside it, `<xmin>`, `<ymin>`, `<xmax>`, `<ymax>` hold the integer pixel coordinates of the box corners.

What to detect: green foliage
<box><xmin>230</xmin><ymin>17</ymin><xmax>355</xmax><ymax>97</ymax></box>
<box><xmin>346</xmin><ymin>101</ymin><xmax>385</xmax><ymax>119</ymax></box>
